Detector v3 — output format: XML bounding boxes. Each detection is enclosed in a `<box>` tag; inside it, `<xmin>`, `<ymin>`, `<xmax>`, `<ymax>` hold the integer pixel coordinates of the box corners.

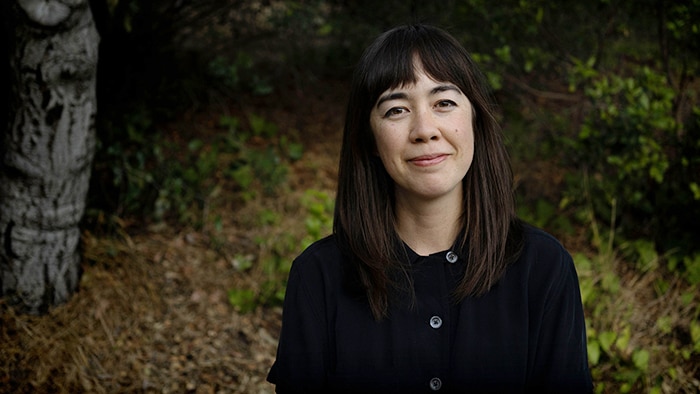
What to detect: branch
<box><xmin>503</xmin><ymin>74</ymin><xmax>580</xmax><ymax>102</ymax></box>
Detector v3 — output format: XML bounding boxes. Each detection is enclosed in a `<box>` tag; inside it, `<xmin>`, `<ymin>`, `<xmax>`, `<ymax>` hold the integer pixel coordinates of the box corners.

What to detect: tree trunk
<box><xmin>1</xmin><ymin>0</ymin><xmax>99</xmax><ymax>314</ymax></box>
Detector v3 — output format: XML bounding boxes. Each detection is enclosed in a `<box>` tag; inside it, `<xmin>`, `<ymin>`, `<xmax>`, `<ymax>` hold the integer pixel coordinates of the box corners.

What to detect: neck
<box><xmin>394</xmin><ymin>192</ymin><xmax>463</xmax><ymax>256</ymax></box>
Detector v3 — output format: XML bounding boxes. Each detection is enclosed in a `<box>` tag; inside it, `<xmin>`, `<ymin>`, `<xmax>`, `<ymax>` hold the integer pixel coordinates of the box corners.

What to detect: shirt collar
<box><xmin>401</xmin><ymin>242</ymin><xmax>463</xmax><ymax>265</ymax></box>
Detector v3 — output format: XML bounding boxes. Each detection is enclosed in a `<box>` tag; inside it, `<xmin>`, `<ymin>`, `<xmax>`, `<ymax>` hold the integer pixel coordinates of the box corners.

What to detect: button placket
<box><xmin>422</xmin><ymin>252</ymin><xmax>448</xmax><ymax>393</ymax></box>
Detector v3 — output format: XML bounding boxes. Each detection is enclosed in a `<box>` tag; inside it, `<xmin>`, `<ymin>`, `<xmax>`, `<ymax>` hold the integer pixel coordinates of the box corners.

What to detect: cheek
<box><xmin>374</xmin><ymin>139</ymin><xmax>397</xmax><ymax>165</ymax></box>
<box><xmin>455</xmin><ymin>125</ymin><xmax>474</xmax><ymax>145</ymax></box>
<box><xmin>369</xmin><ymin>122</ymin><xmax>383</xmax><ymax>156</ymax></box>
<box><xmin>460</xmin><ymin>130</ymin><xmax>476</xmax><ymax>165</ymax></box>
<box><xmin>372</xmin><ymin>126</ymin><xmax>400</xmax><ymax>156</ymax></box>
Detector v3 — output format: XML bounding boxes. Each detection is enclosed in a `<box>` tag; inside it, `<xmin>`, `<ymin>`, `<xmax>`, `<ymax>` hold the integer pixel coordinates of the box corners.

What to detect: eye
<box><xmin>383</xmin><ymin>107</ymin><xmax>407</xmax><ymax>118</ymax></box>
<box><xmin>435</xmin><ymin>100</ymin><xmax>457</xmax><ymax>109</ymax></box>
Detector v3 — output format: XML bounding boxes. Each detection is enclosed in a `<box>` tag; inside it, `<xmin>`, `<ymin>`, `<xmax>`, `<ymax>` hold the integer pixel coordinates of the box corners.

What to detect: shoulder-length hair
<box><xmin>334</xmin><ymin>24</ymin><xmax>523</xmax><ymax>320</ymax></box>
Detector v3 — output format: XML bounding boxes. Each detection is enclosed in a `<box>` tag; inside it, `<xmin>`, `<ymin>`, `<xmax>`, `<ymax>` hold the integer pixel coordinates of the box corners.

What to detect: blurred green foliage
<box><xmin>227</xmin><ymin>188</ymin><xmax>334</xmax><ymax>313</ymax></box>
<box><xmin>562</xmin><ymin>59</ymin><xmax>699</xmax><ymax>257</ymax></box>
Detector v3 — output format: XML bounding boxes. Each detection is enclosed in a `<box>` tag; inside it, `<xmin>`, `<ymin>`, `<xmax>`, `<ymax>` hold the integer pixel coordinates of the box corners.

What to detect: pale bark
<box><xmin>1</xmin><ymin>0</ymin><xmax>99</xmax><ymax>314</ymax></box>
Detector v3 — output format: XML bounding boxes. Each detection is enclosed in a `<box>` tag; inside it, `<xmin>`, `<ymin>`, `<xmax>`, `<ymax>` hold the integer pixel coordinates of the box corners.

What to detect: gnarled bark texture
<box><xmin>1</xmin><ymin>0</ymin><xmax>99</xmax><ymax>314</ymax></box>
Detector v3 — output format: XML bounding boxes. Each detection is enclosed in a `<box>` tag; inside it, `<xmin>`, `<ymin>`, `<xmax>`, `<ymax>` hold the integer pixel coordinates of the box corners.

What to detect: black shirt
<box><xmin>267</xmin><ymin>226</ymin><xmax>593</xmax><ymax>393</ymax></box>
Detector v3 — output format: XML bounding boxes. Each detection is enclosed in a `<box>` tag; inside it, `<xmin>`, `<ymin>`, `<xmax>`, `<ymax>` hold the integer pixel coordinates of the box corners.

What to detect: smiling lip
<box><xmin>409</xmin><ymin>154</ymin><xmax>449</xmax><ymax>167</ymax></box>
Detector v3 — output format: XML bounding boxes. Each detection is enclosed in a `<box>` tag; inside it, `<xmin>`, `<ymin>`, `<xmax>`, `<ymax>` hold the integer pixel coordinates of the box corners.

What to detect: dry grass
<box><xmin>1</xmin><ymin>228</ymin><xmax>280</xmax><ymax>393</ymax></box>
<box><xmin>571</xmin><ymin>239</ymin><xmax>700</xmax><ymax>393</ymax></box>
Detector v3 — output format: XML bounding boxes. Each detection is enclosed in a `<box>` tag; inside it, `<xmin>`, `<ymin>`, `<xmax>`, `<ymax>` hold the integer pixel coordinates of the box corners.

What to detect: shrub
<box><xmin>562</xmin><ymin>60</ymin><xmax>700</xmax><ymax>256</ymax></box>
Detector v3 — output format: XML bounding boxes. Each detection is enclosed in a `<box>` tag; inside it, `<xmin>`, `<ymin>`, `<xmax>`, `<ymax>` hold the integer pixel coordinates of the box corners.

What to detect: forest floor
<box><xmin>0</xmin><ymin>80</ymin><xmax>346</xmax><ymax>393</ymax></box>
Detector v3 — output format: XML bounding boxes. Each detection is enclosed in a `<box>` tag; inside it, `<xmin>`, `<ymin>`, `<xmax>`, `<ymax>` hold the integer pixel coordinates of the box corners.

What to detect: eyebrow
<box><xmin>375</xmin><ymin>84</ymin><xmax>462</xmax><ymax>108</ymax></box>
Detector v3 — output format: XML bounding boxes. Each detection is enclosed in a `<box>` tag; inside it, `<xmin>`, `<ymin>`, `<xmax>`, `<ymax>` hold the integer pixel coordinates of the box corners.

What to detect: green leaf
<box><xmin>667</xmin><ymin>367</ymin><xmax>677</xmax><ymax>380</ymax></box>
<box><xmin>587</xmin><ymin>340</ymin><xmax>601</xmax><ymax>365</ymax></box>
<box><xmin>656</xmin><ymin>316</ymin><xmax>673</xmax><ymax>335</ymax></box>
<box><xmin>632</xmin><ymin>349</ymin><xmax>650</xmax><ymax>372</ymax></box>
<box><xmin>227</xmin><ymin>289</ymin><xmax>256</xmax><ymax>313</ymax></box>
<box><xmin>287</xmin><ymin>142</ymin><xmax>304</xmax><ymax>161</ymax></box>
<box><xmin>188</xmin><ymin>139</ymin><xmax>203</xmax><ymax>151</ymax></box>
<box><xmin>574</xmin><ymin>253</ymin><xmax>592</xmax><ymax>272</ymax></box>
<box><xmin>615</xmin><ymin>326</ymin><xmax>631</xmax><ymax>352</ymax></box>
<box><xmin>494</xmin><ymin>45</ymin><xmax>512</xmax><ymax>63</ymax></box>
<box><xmin>690</xmin><ymin>321</ymin><xmax>700</xmax><ymax>352</ymax></box>
<box><xmin>614</xmin><ymin>368</ymin><xmax>642</xmax><ymax>387</ymax></box>
<box><xmin>681</xmin><ymin>289</ymin><xmax>696</xmax><ymax>306</ymax></box>
<box><xmin>620</xmin><ymin>382</ymin><xmax>633</xmax><ymax>393</ymax></box>
<box><xmin>601</xmin><ymin>272</ymin><xmax>621</xmax><ymax>294</ymax></box>
<box><xmin>684</xmin><ymin>254</ymin><xmax>700</xmax><ymax>286</ymax></box>
<box><xmin>579</xmin><ymin>277</ymin><xmax>595</xmax><ymax>307</ymax></box>
<box><xmin>599</xmin><ymin>331</ymin><xmax>617</xmax><ymax>354</ymax></box>
<box><xmin>690</xmin><ymin>182</ymin><xmax>700</xmax><ymax>200</ymax></box>
<box><xmin>631</xmin><ymin>239</ymin><xmax>658</xmax><ymax>272</ymax></box>
<box><xmin>231</xmin><ymin>165</ymin><xmax>254</xmax><ymax>189</ymax></box>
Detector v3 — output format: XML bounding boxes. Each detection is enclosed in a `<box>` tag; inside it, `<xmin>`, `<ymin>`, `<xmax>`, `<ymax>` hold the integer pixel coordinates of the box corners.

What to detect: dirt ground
<box><xmin>0</xmin><ymin>81</ymin><xmax>346</xmax><ymax>393</ymax></box>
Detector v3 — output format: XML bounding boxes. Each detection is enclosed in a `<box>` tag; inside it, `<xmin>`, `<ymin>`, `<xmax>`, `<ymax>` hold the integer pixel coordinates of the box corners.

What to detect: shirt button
<box><xmin>429</xmin><ymin>377</ymin><xmax>442</xmax><ymax>391</ymax></box>
<box><xmin>445</xmin><ymin>251</ymin><xmax>458</xmax><ymax>263</ymax></box>
<box><xmin>429</xmin><ymin>315</ymin><xmax>442</xmax><ymax>329</ymax></box>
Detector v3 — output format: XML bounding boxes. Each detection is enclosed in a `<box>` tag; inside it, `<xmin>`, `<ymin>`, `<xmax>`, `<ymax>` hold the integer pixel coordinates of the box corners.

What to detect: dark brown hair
<box><xmin>334</xmin><ymin>24</ymin><xmax>523</xmax><ymax>320</ymax></box>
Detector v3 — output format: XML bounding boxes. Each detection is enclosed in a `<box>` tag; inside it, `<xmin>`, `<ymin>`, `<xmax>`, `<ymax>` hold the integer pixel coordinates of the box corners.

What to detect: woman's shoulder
<box><xmin>517</xmin><ymin>224</ymin><xmax>576</xmax><ymax>277</ymax></box>
<box><xmin>286</xmin><ymin>235</ymin><xmax>348</xmax><ymax>300</ymax></box>
<box><xmin>290</xmin><ymin>234</ymin><xmax>345</xmax><ymax>275</ymax></box>
<box><xmin>521</xmin><ymin>224</ymin><xmax>570</xmax><ymax>257</ymax></box>
<box><xmin>296</xmin><ymin>234</ymin><xmax>343</xmax><ymax>261</ymax></box>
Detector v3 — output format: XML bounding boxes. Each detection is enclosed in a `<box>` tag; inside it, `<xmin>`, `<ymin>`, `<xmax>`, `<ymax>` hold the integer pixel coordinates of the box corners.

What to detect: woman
<box><xmin>267</xmin><ymin>24</ymin><xmax>593</xmax><ymax>393</ymax></box>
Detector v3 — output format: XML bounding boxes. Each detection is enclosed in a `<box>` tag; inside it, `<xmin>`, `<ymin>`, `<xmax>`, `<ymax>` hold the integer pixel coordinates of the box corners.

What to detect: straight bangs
<box><xmin>359</xmin><ymin>38</ymin><xmax>416</xmax><ymax>113</ymax></box>
<box><xmin>359</xmin><ymin>25</ymin><xmax>483</xmax><ymax>114</ymax></box>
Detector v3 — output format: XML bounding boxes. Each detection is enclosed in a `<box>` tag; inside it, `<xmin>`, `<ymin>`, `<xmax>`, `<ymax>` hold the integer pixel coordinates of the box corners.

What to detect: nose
<box><xmin>410</xmin><ymin>109</ymin><xmax>440</xmax><ymax>143</ymax></box>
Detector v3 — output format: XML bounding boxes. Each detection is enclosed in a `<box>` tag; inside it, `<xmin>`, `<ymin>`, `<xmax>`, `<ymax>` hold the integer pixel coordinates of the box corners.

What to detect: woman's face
<box><xmin>369</xmin><ymin>62</ymin><xmax>475</xmax><ymax>204</ymax></box>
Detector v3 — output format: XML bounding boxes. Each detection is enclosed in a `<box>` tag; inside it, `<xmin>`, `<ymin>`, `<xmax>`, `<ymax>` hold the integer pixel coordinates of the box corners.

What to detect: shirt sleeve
<box><xmin>267</xmin><ymin>252</ymin><xmax>330</xmax><ymax>393</ymax></box>
<box><xmin>527</xmin><ymin>238</ymin><xmax>593</xmax><ymax>393</ymax></box>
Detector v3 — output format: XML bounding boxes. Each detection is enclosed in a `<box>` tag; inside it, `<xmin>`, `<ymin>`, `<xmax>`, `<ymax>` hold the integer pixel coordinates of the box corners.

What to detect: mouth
<box><xmin>408</xmin><ymin>154</ymin><xmax>449</xmax><ymax>167</ymax></box>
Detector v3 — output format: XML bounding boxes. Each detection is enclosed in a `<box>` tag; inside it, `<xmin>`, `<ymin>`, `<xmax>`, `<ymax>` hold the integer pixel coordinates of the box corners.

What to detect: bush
<box><xmin>562</xmin><ymin>59</ymin><xmax>700</xmax><ymax>255</ymax></box>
